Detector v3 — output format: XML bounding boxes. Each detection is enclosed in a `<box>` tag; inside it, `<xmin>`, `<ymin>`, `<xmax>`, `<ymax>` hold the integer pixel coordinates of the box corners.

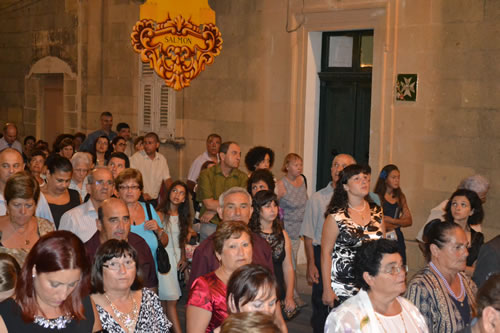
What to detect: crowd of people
<box><xmin>0</xmin><ymin>115</ymin><xmax>499</xmax><ymax>333</ymax></box>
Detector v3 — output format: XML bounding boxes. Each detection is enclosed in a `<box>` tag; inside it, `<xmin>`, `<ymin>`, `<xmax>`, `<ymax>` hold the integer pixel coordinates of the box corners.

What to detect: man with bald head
<box><xmin>60</xmin><ymin>167</ymin><xmax>114</xmax><ymax>242</ymax></box>
<box><xmin>187</xmin><ymin>187</ymin><xmax>273</xmax><ymax>288</ymax></box>
<box><xmin>0</xmin><ymin>148</ymin><xmax>54</xmax><ymax>223</ymax></box>
<box><xmin>84</xmin><ymin>198</ymin><xmax>158</xmax><ymax>288</ymax></box>
<box><xmin>300</xmin><ymin>153</ymin><xmax>355</xmax><ymax>333</ymax></box>
<box><xmin>0</xmin><ymin>123</ymin><xmax>22</xmax><ymax>153</ymax></box>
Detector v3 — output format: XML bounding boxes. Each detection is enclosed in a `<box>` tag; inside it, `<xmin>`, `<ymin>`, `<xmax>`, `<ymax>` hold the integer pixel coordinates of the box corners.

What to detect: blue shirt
<box><xmin>79</xmin><ymin>129</ymin><xmax>117</xmax><ymax>152</ymax></box>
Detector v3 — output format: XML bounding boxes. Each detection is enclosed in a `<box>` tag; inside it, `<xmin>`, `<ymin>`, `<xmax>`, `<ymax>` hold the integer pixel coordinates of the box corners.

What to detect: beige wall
<box><xmin>0</xmin><ymin>0</ymin><xmax>498</xmax><ymax>271</ymax></box>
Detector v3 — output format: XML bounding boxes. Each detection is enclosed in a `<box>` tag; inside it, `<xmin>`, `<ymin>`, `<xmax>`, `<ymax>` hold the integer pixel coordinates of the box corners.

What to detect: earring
<box><xmin>32</xmin><ymin>274</ymin><xmax>36</xmax><ymax>278</ymax></box>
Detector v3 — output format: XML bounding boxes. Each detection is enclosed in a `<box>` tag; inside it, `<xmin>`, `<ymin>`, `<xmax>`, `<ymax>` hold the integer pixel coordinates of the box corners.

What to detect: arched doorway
<box><xmin>24</xmin><ymin>56</ymin><xmax>78</xmax><ymax>146</ymax></box>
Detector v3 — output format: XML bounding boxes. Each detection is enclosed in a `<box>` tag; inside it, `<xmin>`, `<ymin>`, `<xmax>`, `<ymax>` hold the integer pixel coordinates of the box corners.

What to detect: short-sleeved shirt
<box><xmin>299</xmin><ymin>182</ymin><xmax>333</xmax><ymax>246</ymax></box>
<box><xmin>196</xmin><ymin>164</ymin><xmax>247</xmax><ymax>224</ymax></box>
<box><xmin>188</xmin><ymin>151</ymin><xmax>216</xmax><ymax>182</ymax></box>
<box><xmin>187</xmin><ymin>272</ymin><xmax>228</xmax><ymax>333</ymax></box>
<box><xmin>85</xmin><ymin>231</ymin><xmax>159</xmax><ymax>288</ymax></box>
<box><xmin>130</xmin><ymin>151</ymin><xmax>171</xmax><ymax>199</ymax></box>
<box><xmin>59</xmin><ymin>200</ymin><xmax>98</xmax><ymax>242</ymax></box>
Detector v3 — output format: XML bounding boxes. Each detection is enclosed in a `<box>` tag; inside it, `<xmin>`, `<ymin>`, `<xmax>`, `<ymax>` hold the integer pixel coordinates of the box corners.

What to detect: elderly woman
<box><xmin>43</xmin><ymin>155</ymin><xmax>81</xmax><ymax>229</ymax></box>
<box><xmin>325</xmin><ymin>239</ymin><xmax>428</xmax><ymax>332</ymax></box>
<box><xmin>0</xmin><ymin>253</ymin><xmax>20</xmax><ymax>302</ymax></box>
<box><xmin>91</xmin><ymin>239</ymin><xmax>172</xmax><ymax>332</ymax></box>
<box><xmin>247</xmin><ymin>169</ymin><xmax>275</xmax><ymax>197</ymax></box>
<box><xmin>321</xmin><ymin>164</ymin><xmax>384</xmax><ymax>308</ymax></box>
<box><xmin>406</xmin><ymin>220</ymin><xmax>477</xmax><ymax>332</ymax></box>
<box><xmin>0</xmin><ymin>230</ymin><xmax>101</xmax><ymax>331</ymax></box>
<box><xmin>187</xmin><ymin>221</ymin><xmax>253</xmax><ymax>333</ymax></box>
<box><xmin>0</xmin><ymin>172</ymin><xmax>54</xmax><ymax>265</ymax></box>
<box><xmin>444</xmin><ymin>189</ymin><xmax>484</xmax><ymax>270</ymax></box>
<box><xmin>244</xmin><ymin>146</ymin><xmax>275</xmax><ymax>175</ymax></box>
<box><xmin>115</xmin><ymin>168</ymin><xmax>168</xmax><ymax>272</ymax></box>
<box><xmin>69</xmin><ymin>152</ymin><xmax>92</xmax><ymax>201</ymax></box>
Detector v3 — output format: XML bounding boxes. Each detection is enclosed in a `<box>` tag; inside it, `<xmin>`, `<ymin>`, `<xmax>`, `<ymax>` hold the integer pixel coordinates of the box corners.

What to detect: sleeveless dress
<box><xmin>279</xmin><ymin>177</ymin><xmax>308</xmax><ymax>240</ymax></box>
<box><xmin>259</xmin><ymin>230</ymin><xmax>286</xmax><ymax>300</ymax></box>
<box><xmin>158</xmin><ymin>215</ymin><xmax>182</xmax><ymax>301</ymax></box>
<box><xmin>329</xmin><ymin>203</ymin><xmax>384</xmax><ymax>303</ymax></box>
<box><xmin>0</xmin><ymin>295</ymin><xmax>94</xmax><ymax>332</ymax></box>
<box><xmin>49</xmin><ymin>189</ymin><xmax>81</xmax><ymax>229</ymax></box>
<box><xmin>0</xmin><ymin>217</ymin><xmax>55</xmax><ymax>266</ymax></box>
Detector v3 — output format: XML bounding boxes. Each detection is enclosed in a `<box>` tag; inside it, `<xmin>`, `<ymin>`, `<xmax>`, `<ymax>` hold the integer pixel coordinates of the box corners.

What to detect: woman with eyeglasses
<box><xmin>115</xmin><ymin>168</ymin><xmax>168</xmax><ymax>279</ymax></box>
<box><xmin>405</xmin><ymin>220</ymin><xmax>477</xmax><ymax>333</ymax></box>
<box><xmin>321</xmin><ymin>164</ymin><xmax>385</xmax><ymax>309</ymax></box>
<box><xmin>325</xmin><ymin>239</ymin><xmax>428</xmax><ymax>332</ymax></box>
<box><xmin>91</xmin><ymin>239</ymin><xmax>172</xmax><ymax>332</ymax></box>
<box><xmin>69</xmin><ymin>152</ymin><xmax>92</xmax><ymax>201</ymax></box>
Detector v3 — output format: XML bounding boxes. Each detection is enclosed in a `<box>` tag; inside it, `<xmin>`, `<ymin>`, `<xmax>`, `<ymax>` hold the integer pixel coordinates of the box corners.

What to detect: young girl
<box><xmin>374</xmin><ymin>164</ymin><xmax>412</xmax><ymax>265</ymax></box>
<box><xmin>249</xmin><ymin>190</ymin><xmax>296</xmax><ymax>316</ymax></box>
<box><xmin>157</xmin><ymin>181</ymin><xmax>194</xmax><ymax>333</ymax></box>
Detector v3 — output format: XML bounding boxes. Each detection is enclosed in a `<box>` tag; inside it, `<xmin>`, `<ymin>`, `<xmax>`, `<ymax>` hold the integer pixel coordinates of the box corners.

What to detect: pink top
<box><xmin>187</xmin><ymin>271</ymin><xmax>228</xmax><ymax>332</ymax></box>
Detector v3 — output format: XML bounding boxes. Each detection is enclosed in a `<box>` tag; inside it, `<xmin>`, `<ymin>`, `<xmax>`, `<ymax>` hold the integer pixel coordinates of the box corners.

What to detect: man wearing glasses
<box><xmin>84</xmin><ymin>198</ymin><xmax>158</xmax><ymax>289</ymax></box>
<box><xmin>60</xmin><ymin>167</ymin><xmax>114</xmax><ymax>242</ymax></box>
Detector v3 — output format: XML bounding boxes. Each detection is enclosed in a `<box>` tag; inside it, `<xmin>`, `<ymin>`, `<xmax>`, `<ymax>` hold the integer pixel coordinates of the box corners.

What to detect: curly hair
<box><xmin>247</xmin><ymin>169</ymin><xmax>275</xmax><ymax>195</ymax></box>
<box><xmin>354</xmin><ymin>239</ymin><xmax>400</xmax><ymax>291</ymax></box>
<box><xmin>244</xmin><ymin>146</ymin><xmax>275</xmax><ymax>172</ymax></box>
<box><xmin>157</xmin><ymin>181</ymin><xmax>191</xmax><ymax>249</ymax></box>
<box><xmin>249</xmin><ymin>190</ymin><xmax>283</xmax><ymax>236</ymax></box>
<box><xmin>325</xmin><ymin>164</ymin><xmax>370</xmax><ymax>217</ymax></box>
<box><xmin>444</xmin><ymin>189</ymin><xmax>484</xmax><ymax>227</ymax></box>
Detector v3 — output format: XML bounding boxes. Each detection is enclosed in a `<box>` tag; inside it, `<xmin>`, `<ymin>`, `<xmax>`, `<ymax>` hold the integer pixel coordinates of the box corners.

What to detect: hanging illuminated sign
<box><xmin>131</xmin><ymin>0</ymin><xmax>223</xmax><ymax>91</ymax></box>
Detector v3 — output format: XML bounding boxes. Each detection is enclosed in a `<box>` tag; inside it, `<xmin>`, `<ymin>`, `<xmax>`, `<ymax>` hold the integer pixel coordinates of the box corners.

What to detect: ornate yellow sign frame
<box><xmin>131</xmin><ymin>15</ymin><xmax>223</xmax><ymax>91</ymax></box>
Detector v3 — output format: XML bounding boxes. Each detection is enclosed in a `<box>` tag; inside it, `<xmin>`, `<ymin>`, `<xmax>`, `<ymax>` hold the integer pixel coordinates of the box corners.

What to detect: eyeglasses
<box><xmin>103</xmin><ymin>260</ymin><xmax>136</xmax><ymax>271</ymax></box>
<box><xmin>382</xmin><ymin>265</ymin><xmax>408</xmax><ymax>275</ymax></box>
<box><xmin>94</xmin><ymin>180</ymin><xmax>114</xmax><ymax>186</ymax></box>
<box><xmin>118</xmin><ymin>185</ymin><xmax>140</xmax><ymax>191</ymax></box>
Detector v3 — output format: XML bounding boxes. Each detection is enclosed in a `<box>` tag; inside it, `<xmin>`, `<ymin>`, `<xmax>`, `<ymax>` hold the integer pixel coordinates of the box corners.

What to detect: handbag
<box><xmin>145</xmin><ymin>203</ymin><xmax>171</xmax><ymax>274</ymax></box>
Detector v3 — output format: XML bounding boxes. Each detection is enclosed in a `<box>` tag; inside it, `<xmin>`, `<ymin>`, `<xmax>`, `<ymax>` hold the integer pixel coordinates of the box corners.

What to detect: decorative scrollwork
<box><xmin>131</xmin><ymin>15</ymin><xmax>223</xmax><ymax>90</ymax></box>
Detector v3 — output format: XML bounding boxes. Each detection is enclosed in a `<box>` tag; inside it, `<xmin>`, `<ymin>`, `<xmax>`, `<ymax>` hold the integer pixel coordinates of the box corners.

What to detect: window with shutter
<box><xmin>138</xmin><ymin>61</ymin><xmax>176</xmax><ymax>139</ymax></box>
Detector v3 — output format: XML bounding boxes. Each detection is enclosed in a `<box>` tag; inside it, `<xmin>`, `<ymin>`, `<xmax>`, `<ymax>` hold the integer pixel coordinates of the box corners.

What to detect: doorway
<box><xmin>316</xmin><ymin>30</ymin><xmax>373</xmax><ymax>190</ymax></box>
<box><xmin>43</xmin><ymin>74</ymin><xmax>64</xmax><ymax>146</ymax></box>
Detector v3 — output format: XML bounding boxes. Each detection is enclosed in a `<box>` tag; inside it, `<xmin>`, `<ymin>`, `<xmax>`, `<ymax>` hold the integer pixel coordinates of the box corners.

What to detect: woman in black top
<box><xmin>43</xmin><ymin>155</ymin><xmax>81</xmax><ymax>229</ymax></box>
<box><xmin>0</xmin><ymin>231</ymin><xmax>101</xmax><ymax>332</ymax></box>
<box><xmin>374</xmin><ymin>164</ymin><xmax>412</xmax><ymax>265</ymax></box>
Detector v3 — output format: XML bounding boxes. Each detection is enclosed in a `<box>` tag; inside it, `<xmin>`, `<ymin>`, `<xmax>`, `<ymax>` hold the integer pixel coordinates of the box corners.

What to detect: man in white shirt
<box><xmin>130</xmin><ymin>132</ymin><xmax>172</xmax><ymax>206</ymax></box>
<box><xmin>0</xmin><ymin>148</ymin><xmax>54</xmax><ymax>224</ymax></box>
<box><xmin>186</xmin><ymin>133</ymin><xmax>221</xmax><ymax>194</ymax></box>
<box><xmin>59</xmin><ymin>167</ymin><xmax>114</xmax><ymax>242</ymax></box>
<box><xmin>0</xmin><ymin>123</ymin><xmax>23</xmax><ymax>153</ymax></box>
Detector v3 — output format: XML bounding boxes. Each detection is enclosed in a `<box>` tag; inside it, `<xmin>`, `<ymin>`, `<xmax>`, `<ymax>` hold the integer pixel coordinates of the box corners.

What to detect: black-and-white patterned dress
<box><xmin>330</xmin><ymin>202</ymin><xmax>383</xmax><ymax>302</ymax></box>
<box><xmin>96</xmin><ymin>288</ymin><xmax>172</xmax><ymax>333</ymax></box>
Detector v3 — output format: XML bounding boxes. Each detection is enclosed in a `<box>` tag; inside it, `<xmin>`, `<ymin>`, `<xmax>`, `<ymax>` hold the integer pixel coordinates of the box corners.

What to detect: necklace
<box><xmin>104</xmin><ymin>293</ymin><xmax>139</xmax><ymax>333</ymax></box>
<box><xmin>430</xmin><ymin>261</ymin><xmax>464</xmax><ymax>301</ymax></box>
<box><xmin>348</xmin><ymin>201</ymin><xmax>366</xmax><ymax>212</ymax></box>
<box><xmin>374</xmin><ymin>312</ymin><xmax>408</xmax><ymax>333</ymax></box>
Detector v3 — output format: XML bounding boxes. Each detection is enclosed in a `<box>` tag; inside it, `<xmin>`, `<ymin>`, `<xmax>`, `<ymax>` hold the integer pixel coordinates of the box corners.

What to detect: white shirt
<box><xmin>69</xmin><ymin>177</ymin><xmax>89</xmax><ymax>202</ymax></box>
<box><xmin>130</xmin><ymin>150</ymin><xmax>170</xmax><ymax>199</ymax></box>
<box><xmin>0</xmin><ymin>192</ymin><xmax>54</xmax><ymax>226</ymax></box>
<box><xmin>59</xmin><ymin>200</ymin><xmax>98</xmax><ymax>242</ymax></box>
<box><xmin>0</xmin><ymin>137</ymin><xmax>22</xmax><ymax>153</ymax></box>
<box><xmin>187</xmin><ymin>151</ymin><xmax>217</xmax><ymax>182</ymax></box>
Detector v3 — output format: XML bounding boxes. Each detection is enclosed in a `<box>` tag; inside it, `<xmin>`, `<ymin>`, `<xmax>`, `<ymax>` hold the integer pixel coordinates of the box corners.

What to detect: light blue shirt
<box><xmin>130</xmin><ymin>201</ymin><xmax>163</xmax><ymax>271</ymax></box>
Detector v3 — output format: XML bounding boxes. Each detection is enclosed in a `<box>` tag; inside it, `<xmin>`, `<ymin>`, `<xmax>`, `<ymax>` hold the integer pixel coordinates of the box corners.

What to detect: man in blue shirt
<box><xmin>79</xmin><ymin>112</ymin><xmax>117</xmax><ymax>152</ymax></box>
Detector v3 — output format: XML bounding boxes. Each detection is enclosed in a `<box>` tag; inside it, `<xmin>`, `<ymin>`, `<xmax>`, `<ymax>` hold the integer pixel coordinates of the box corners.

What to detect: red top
<box><xmin>187</xmin><ymin>271</ymin><xmax>228</xmax><ymax>333</ymax></box>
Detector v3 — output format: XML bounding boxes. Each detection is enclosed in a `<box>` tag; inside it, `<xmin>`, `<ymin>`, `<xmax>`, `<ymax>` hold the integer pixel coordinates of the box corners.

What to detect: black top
<box><xmin>0</xmin><ymin>295</ymin><xmax>94</xmax><ymax>332</ymax></box>
<box><xmin>49</xmin><ymin>189</ymin><xmax>81</xmax><ymax>229</ymax></box>
<box><xmin>259</xmin><ymin>230</ymin><xmax>286</xmax><ymax>300</ymax></box>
